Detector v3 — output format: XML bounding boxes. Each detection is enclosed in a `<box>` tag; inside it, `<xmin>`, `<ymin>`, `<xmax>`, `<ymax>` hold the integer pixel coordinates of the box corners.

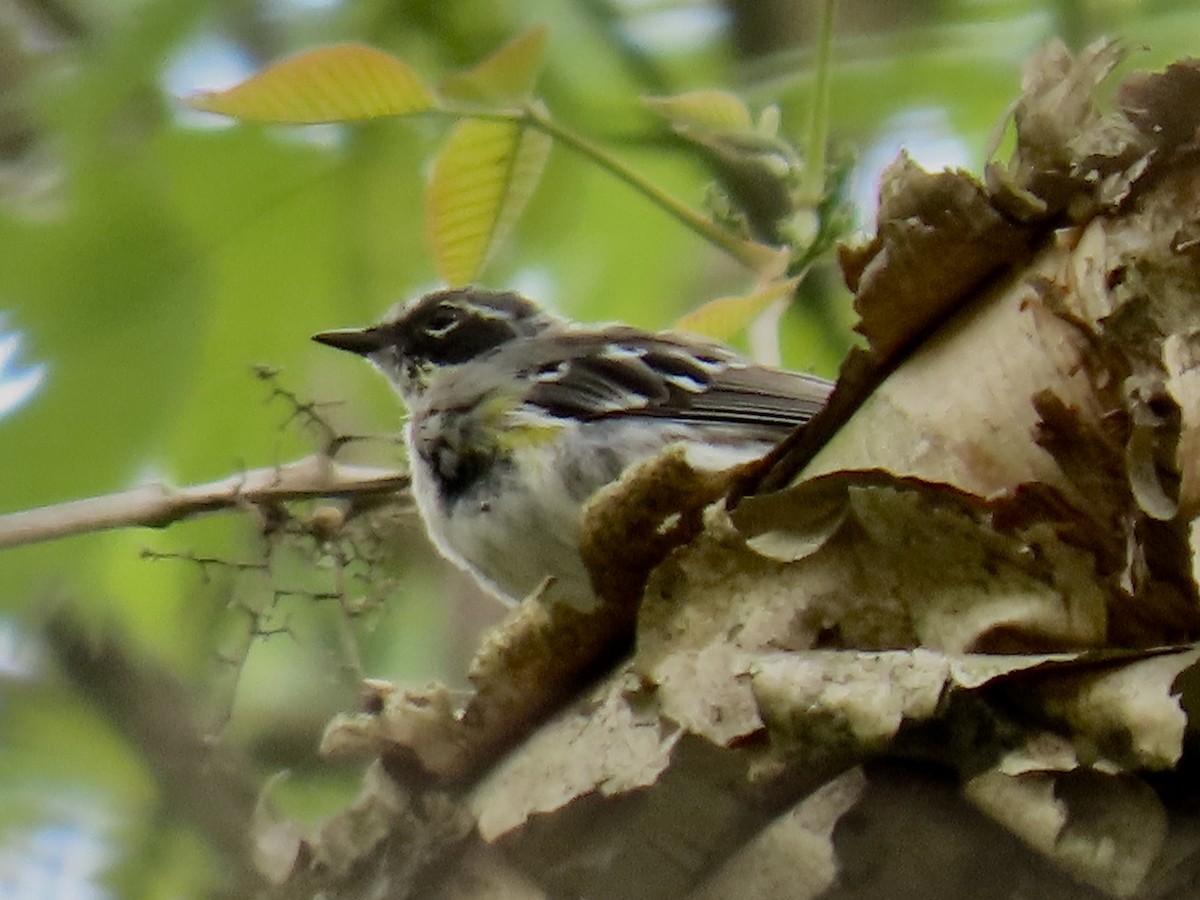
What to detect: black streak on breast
<box><xmin>422</xmin><ymin>435</ymin><xmax>505</xmax><ymax>509</ymax></box>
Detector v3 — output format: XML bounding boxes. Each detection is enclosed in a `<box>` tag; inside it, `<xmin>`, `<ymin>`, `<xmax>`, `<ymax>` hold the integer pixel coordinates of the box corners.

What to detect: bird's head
<box><xmin>313</xmin><ymin>288</ymin><xmax>558</xmax><ymax>402</ymax></box>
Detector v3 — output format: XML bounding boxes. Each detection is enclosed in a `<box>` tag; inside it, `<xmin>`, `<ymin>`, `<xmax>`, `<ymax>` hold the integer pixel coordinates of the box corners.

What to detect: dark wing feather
<box><xmin>670</xmin><ymin>364</ymin><xmax>832</xmax><ymax>432</ymax></box>
<box><xmin>531</xmin><ymin>352</ymin><xmax>670</xmax><ymax>415</ymax></box>
<box><xmin>518</xmin><ymin>328</ymin><xmax>832</xmax><ymax>438</ymax></box>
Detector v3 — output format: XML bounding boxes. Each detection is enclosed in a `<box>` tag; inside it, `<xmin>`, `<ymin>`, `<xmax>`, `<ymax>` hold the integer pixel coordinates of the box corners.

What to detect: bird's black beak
<box><xmin>312</xmin><ymin>327</ymin><xmax>385</xmax><ymax>356</ymax></box>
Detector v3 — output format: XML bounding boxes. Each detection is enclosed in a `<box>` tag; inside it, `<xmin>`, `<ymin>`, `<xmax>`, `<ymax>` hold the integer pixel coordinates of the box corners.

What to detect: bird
<box><xmin>313</xmin><ymin>287</ymin><xmax>832</xmax><ymax>608</ymax></box>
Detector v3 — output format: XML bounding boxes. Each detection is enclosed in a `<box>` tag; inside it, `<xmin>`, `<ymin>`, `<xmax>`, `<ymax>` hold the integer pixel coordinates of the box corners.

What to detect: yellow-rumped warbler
<box><xmin>314</xmin><ymin>288</ymin><xmax>832</xmax><ymax>607</ymax></box>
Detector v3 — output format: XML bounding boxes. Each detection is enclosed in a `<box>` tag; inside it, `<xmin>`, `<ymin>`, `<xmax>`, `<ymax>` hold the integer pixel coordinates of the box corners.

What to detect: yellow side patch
<box><xmin>477</xmin><ymin>394</ymin><xmax>564</xmax><ymax>450</ymax></box>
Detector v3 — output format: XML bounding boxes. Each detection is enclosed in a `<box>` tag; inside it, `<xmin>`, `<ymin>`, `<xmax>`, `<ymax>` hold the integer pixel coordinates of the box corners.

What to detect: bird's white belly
<box><xmin>407</xmin><ymin>430</ymin><xmax>595</xmax><ymax>605</ymax></box>
<box><xmin>406</xmin><ymin>416</ymin><xmax>776</xmax><ymax>607</ymax></box>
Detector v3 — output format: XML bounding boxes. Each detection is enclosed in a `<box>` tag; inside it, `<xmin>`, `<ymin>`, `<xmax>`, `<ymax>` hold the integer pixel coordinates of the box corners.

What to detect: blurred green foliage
<box><xmin>0</xmin><ymin>0</ymin><xmax>1193</xmax><ymax>895</ymax></box>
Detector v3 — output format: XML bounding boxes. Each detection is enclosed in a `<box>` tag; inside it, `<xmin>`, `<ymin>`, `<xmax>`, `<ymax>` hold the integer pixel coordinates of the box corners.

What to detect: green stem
<box><xmin>450</xmin><ymin>104</ymin><xmax>777</xmax><ymax>272</ymax></box>
<box><xmin>803</xmin><ymin>0</ymin><xmax>837</xmax><ymax>205</ymax></box>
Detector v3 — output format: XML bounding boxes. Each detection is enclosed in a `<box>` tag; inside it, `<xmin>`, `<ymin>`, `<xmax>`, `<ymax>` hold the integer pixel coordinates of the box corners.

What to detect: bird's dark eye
<box><xmin>424</xmin><ymin>307</ymin><xmax>461</xmax><ymax>338</ymax></box>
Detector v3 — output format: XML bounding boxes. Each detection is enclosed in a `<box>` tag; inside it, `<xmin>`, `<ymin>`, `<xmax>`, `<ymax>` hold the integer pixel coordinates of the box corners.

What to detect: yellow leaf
<box><xmin>426</xmin><ymin>118</ymin><xmax>552</xmax><ymax>285</ymax></box>
<box><xmin>190</xmin><ymin>43</ymin><xmax>436</xmax><ymax>123</ymax></box>
<box><xmin>645</xmin><ymin>90</ymin><xmax>754</xmax><ymax>136</ymax></box>
<box><xmin>440</xmin><ymin>25</ymin><xmax>549</xmax><ymax>104</ymax></box>
<box><xmin>674</xmin><ymin>279</ymin><xmax>797</xmax><ymax>342</ymax></box>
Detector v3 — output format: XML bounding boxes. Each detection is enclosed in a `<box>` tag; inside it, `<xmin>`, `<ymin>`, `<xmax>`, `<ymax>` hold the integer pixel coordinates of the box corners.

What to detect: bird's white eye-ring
<box><xmin>425</xmin><ymin>308</ymin><xmax>461</xmax><ymax>338</ymax></box>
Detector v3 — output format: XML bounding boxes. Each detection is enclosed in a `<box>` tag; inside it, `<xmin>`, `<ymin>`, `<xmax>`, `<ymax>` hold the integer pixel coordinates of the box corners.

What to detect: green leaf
<box><xmin>439</xmin><ymin>25</ymin><xmax>549</xmax><ymax>104</ymax></box>
<box><xmin>189</xmin><ymin>43</ymin><xmax>436</xmax><ymax>123</ymax></box>
<box><xmin>426</xmin><ymin>117</ymin><xmax>552</xmax><ymax>285</ymax></box>
<box><xmin>674</xmin><ymin>278</ymin><xmax>796</xmax><ymax>341</ymax></box>
<box><xmin>645</xmin><ymin>89</ymin><xmax>754</xmax><ymax>136</ymax></box>
<box><xmin>647</xmin><ymin>90</ymin><xmax>801</xmax><ymax>246</ymax></box>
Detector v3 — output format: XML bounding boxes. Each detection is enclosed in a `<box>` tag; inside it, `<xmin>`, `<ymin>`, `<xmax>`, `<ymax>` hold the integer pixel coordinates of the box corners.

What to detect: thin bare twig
<box><xmin>0</xmin><ymin>455</ymin><xmax>409</xmax><ymax>550</ymax></box>
<box><xmin>139</xmin><ymin>548</ymin><xmax>270</xmax><ymax>582</ymax></box>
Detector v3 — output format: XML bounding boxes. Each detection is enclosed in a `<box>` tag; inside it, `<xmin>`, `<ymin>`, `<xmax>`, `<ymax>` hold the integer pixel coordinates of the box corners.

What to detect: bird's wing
<box><xmin>518</xmin><ymin>328</ymin><xmax>833</xmax><ymax>438</ymax></box>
